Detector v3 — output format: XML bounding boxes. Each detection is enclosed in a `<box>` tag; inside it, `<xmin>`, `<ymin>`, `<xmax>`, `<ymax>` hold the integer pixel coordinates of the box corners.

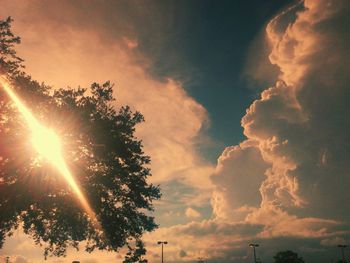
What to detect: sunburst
<box><xmin>0</xmin><ymin>76</ymin><xmax>100</xmax><ymax>229</ymax></box>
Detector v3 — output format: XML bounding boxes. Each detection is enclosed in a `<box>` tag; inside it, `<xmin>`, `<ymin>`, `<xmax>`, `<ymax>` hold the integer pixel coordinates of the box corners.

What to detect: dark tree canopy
<box><xmin>0</xmin><ymin>17</ymin><xmax>160</xmax><ymax>259</ymax></box>
<box><xmin>273</xmin><ymin>250</ymin><xmax>305</xmax><ymax>263</ymax></box>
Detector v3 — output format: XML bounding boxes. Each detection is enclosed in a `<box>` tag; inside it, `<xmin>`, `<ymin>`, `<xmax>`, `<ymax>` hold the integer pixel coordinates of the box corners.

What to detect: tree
<box><xmin>273</xmin><ymin>250</ymin><xmax>305</xmax><ymax>263</ymax></box>
<box><xmin>0</xmin><ymin>17</ymin><xmax>160</xmax><ymax>260</ymax></box>
<box><xmin>0</xmin><ymin>17</ymin><xmax>23</xmax><ymax>76</ymax></box>
<box><xmin>123</xmin><ymin>239</ymin><xmax>148</xmax><ymax>263</ymax></box>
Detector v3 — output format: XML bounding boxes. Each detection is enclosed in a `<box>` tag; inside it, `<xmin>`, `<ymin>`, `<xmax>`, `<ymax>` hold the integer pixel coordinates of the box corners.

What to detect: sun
<box><xmin>31</xmin><ymin>123</ymin><xmax>63</xmax><ymax>166</ymax></box>
<box><xmin>0</xmin><ymin>76</ymin><xmax>101</xmax><ymax>230</ymax></box>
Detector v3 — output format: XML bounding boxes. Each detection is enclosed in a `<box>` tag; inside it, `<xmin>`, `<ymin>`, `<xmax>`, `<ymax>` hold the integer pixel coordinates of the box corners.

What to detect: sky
<box><xmin>0</xmin><ymin>0</ymin><xmax>350</xmax><ymax>262</ymax></box>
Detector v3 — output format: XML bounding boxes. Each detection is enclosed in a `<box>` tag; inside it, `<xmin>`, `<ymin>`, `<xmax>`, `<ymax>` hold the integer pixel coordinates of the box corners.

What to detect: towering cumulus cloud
<box><xmin>213</xmin><ymin>0</ymin><xmax>350</xmax><ymax>242</ymax></box>
<box><xmin>148</xmin><ymin>2</ymin><xmax>350</xmax><ymax>262</ymax></box>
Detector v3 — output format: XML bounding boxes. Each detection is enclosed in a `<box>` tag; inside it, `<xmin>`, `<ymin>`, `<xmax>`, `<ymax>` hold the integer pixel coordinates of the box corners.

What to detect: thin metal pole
<box><xmin>249</xmin><ymin>243</ymin><xmax>259</xmax><ymax>263</ymax></box>
<box><xmin>161</xmin><ymin>243</ymin><xmax>164</xmax><ymax>263</ymax></box>
<box><xmin>338</xmin><ymin>245</ymin><xmax>347</xmax><ymax>263</ymax></box>
<box><xmin>158</xmin><ymin>240</ymin><xmax>167</xmax><ymax>263</ymax></box>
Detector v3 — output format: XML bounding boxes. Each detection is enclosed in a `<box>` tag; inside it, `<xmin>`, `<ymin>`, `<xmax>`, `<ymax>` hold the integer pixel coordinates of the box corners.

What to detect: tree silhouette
<box><xmin>273</xmin><ymin>250</ymin><xmax>305</xmax><ymax>263</ymax></box>
<box><xmin>0</xmin><ymin>17</ymin><xmax>160</xmax><ymax>260</ymax></box>
<box><xmin>123</xmin><ymin>239</ymin><xmax>148</xmax><ymax>263</ymax></box>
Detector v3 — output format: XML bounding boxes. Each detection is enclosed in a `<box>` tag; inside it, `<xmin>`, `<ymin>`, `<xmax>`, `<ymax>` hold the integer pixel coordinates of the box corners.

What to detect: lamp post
<box><xmin>157</xmin><ymin>241</ymin><xmax>168</xmax><ymax>263</ymax></box>
<box><xmin>249</xmin><ymin>243</ymin><xmax>259</xmax><ymax>263</ymax></box>
<box><xmin>338</xmin><ymin>245</ymin><xmax>347</xmax><ymax>263</ymax></box>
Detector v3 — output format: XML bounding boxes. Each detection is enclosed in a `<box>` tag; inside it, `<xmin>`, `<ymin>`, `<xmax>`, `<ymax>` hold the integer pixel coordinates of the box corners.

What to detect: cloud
<box><xmin>81</xmin><ymin>260</ymin><xmax>99</xmax><ymax>263</ymax></box>
<box><xmin>142</xmin><ymin>217</ymin><xmax>349</xmax><ymax>263</ymax></box>
<box><xmin>0</xmin><ymin>230</ymin><xmax>121</xmax><ymax>263</ymax></box>
<box><xmin>176</xmin><ymin>220</ymin><xmax>263</xmax><ymax>238</ymax></box>
<box><xmin>243</xmin><ymin>0</ymin><xmax>350</xmax><ymax>220</ymax></box>
<box><xmin>121</xmin><ymin>0</ymin><xmax>350</xmax><ymax>260</ymax></box>
<box><xmin>185</xmin><ymin>207</ymin><xmax>201</xmax><ymax>218</ymax></box>
<box><xmin>208</xmin><ymin>0</ymin><xmax>350</xmax><ymax>260</ymax></box>
<box><xmin>142</xmin><ymin>219</ymin><xmax>263</xmax><ymax>262</ymax></box>
<box><xmin>14</xmin><ymin>256</ymin><xmax>32</xmax><ymax>263</ymax></box>
<box><xmin>0</xmin><ymin>1</ymin><xmax>214</xmax><ymax>261</ymax></box>
<box><xmin>0</xmin><ymin>0</ymin><xmax>214</xmax><ymax>189</ymax></box>
<box><xmin>214</xmin><ymin>0</ymin><xmax>350</xmax><ymax>226</ymax></box>
<box><xmin>211</xmin><ymin>140</ymin><xmax>269</xmax><ymax>221</ymax></box>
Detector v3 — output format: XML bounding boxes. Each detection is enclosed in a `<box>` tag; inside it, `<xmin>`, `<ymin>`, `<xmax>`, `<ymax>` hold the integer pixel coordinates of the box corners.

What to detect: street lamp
<box><xmin>338</xmin><ymin>244</ymin><xmax>347</xmax><ymax>263</ymax></box>
<box><xmin>157</xmin><ymin>241</ymin><xmax>168</xmax><ymax>263</ymax></box>
<box><xmin>249</xmin><ymin>243</ymin><xmax>259</xmax><ymax>263</ymax></box>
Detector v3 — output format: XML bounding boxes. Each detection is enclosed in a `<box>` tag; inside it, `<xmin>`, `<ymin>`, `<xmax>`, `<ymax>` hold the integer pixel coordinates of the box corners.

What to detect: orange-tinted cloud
<box><xmin>0</xmin><ymin>1</ymin><xmax>214</xmax><ymax>261</ymax></box>
<box><xmin>212</xmin><ymin>0</ymin><xmax>350</xmax><ymax>243</ymax></box>
<box><xmin>0</xmin><ymin>0</ymin><xmax>214</xmax><ymax>188</ymax></box>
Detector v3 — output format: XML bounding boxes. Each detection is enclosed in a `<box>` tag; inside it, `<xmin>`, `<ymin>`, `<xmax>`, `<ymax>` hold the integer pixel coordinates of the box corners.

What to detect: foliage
<box><xmin>0</xmin><ymin>17</ymin><xmax>160</xmax><ymax>260</ymax></box>
<box><xmin>273</xmin><ymin>250</ymin><xmax>305</xmax><ymax>263</ymax></box>
<box><xmin>123</xmin><ymin>239</ymin><xmax>148</xmax><ymax>263</ymax></box>
<box><xmin>0</xmin><ymin>17</ymin><xmax>23</xmax><ymax>75</ymax></box>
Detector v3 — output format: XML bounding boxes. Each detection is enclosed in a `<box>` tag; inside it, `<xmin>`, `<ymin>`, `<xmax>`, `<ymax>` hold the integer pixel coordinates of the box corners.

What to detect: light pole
<box><xmin>249</xmin><ymin>243</ymin><xmax>259</xmax><ymax>263</ymax></box>
<box><xmin>338</xmin><ymin>244</ymin><xmax>347</xmax><ymax>263</ymax></box>
<box><xmin>157</xmin><ymin>241</ymin><xmax>168</xmax><ymax>263</ymax></box>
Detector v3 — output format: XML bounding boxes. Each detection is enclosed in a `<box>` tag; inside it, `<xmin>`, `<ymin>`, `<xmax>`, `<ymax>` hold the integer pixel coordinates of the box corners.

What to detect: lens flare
<box><xmin>0</xmin><ymin>76</ymin><xmax>100</xmax><ymax>229</ymax></box>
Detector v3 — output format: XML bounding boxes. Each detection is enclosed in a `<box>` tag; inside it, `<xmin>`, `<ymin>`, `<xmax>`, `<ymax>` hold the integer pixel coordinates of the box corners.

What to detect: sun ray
<box><xmin>0</xmin><ymin>76</ymin><xmax>101</xmax><ymax>230</ymax></box>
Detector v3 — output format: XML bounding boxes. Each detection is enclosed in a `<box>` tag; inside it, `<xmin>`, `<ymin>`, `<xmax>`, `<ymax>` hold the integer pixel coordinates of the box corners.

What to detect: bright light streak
<box><xmin>0</xmin><ymin>76</ymin><xmax>100</xmax><ymax>229</ymax></box>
